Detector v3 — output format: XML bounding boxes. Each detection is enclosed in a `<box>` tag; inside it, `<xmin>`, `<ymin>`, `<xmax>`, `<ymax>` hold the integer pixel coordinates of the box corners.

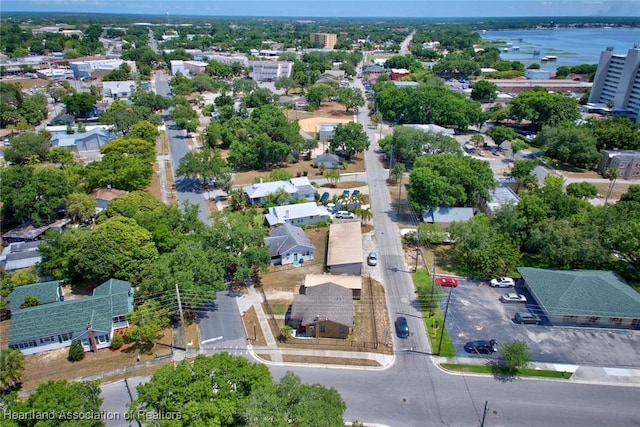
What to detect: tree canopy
<box><xmin>329</xmin><ymin>122</ymin><xmax>369</xmax><ymax>160</ymax></box>
<box><xmin>380</xmin><ymin>126</ymin><xmax>461</xmax><ymax>163</ymax></box>
<box><xmin>508</xmin><ymin>88</ymin><xmax>580</xmax><ymax>130</ymax></box>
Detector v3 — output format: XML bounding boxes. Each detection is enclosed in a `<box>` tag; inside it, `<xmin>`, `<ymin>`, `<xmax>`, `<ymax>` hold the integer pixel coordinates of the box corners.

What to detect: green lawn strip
<box><xmin>440</xmin><ymin>363</ymin><xmax>573</xmax><ymax>379</ymax></box>
<box><xmin>412</xmin><ymin>269</ymin><xmax>455</xmax><ymax>357</ymax></box>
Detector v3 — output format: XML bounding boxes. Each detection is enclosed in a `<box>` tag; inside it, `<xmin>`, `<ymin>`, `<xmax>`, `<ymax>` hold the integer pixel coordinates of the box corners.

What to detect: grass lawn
<box><xmin>440</xmin><ymin>363</ymin><xmax>573</xmax><ymax>379</ymax></box>
<box><xmin>412</xmin><ymin>269</ymin><xmax>455</xmax><ymax>357</ymax></box>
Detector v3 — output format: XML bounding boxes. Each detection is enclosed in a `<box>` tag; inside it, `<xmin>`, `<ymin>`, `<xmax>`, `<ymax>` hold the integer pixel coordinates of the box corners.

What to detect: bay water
<box><xmin>481</xmin><ymin>27</ymin><xmax>640</xmax><ymax>70</ymax></box>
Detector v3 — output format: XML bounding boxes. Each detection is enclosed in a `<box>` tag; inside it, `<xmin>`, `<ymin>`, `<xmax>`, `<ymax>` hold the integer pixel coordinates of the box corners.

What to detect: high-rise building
<box><xmin>588</xmin><ymin>45</ymin><xmax>640</xmax><ymax>123</ymax></box>
<box><xmin>310</xmin><ymin>33</ymin><xmax>337</xmax><ymax>49</ymax></box>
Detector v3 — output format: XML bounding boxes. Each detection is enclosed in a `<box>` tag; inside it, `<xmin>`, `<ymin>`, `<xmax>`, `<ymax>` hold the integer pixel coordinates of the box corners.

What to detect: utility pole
<box><xmin>430</xmin><ymin>253</ymin><xmax>436</xmax><ymax>317</ymax></box>
<box><xmin>396</xmin><ymin>174</ymin><xmax>402</xmax><ymax>214</ymax></box>
<box><xmin>175</xmin><ymin>284</ymin><xmax>186</xmax><ymax>351</ymax></box>
<box><xmin>438</xmin><ymin>290</ymin><xmax>452</xmax><ymax>355</ymax></box>
<box><xmin>480</xmin><ymin>401</ymin><xmax>489</xmax><ymax>427</ymax></box>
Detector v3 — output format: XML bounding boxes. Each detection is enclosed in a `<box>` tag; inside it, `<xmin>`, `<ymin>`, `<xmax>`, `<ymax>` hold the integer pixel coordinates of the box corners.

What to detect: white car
<box><xmin>500</xmin><ymin>293</ymin><xmax>527</xmax><ymax>303</ymax></box>
<box><xmin>335</xmin><ymin>211</ymin><xmax>355</xmax><ymax>219</ymax></box>
<box><xmin>490</xmin><ymin>277</ymin><xmax>515</xmax><ymax>288</ymax></box>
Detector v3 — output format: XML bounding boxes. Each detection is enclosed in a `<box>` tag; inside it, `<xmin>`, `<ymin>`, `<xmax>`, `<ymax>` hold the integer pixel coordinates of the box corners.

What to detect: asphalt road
<box><xmin>154</xmin><ymin>75</ymin><xmax>212</xmax><ymax>225</ymax></box>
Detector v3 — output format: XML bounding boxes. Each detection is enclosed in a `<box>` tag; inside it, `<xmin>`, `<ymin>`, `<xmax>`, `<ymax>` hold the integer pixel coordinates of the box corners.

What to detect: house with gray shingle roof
<box><xmin>289</xmin><ymin>283</ymin><xmax>353</xmax><ymax>339</ymax></box>
<box><xmin>518</xmin><ymin>267</ymin><xmax>640</xmax><ymax>329</ymax></box>
<box><xmin>8</xmin><ymin>279</ymin><xmax>134</xmax><ymax>355</ymax></box>
<box><xmin>264</xmin><ymin>224</ymin><xmax>315</xmax><ymax>266</ymax></box>
<box><xmin>243</xmin><ymin>177</ymin><xmax>316</xmax><ymax>206</ymax></box>
<box><xmin>0</xmin><ymin>241</ymin><xmax>42</xmax><ymax>273</ymax></box>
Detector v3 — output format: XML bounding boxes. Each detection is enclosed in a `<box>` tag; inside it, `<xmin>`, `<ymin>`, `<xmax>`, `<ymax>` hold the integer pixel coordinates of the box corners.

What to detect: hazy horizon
<box><xmin>2</xmin><ymin>1</ymin><xmax>640</xmax><ymax>19</ymax></box>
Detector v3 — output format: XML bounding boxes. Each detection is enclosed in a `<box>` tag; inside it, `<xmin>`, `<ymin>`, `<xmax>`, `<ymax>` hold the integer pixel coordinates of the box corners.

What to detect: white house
<box><xmin>265</xmin><ymin>202</ymin><xmax>330</xmax><ymax>227</ymax></box>
<box><xmin>243</xmin><ymin>177</ymin><xmax>316</xmax><ymax>206</ymax></box>
<box><xmin>102</xmin><ymin>80</ymin><xmax>137</xmax><ymax>99</ymax></box>
<box><xmin>264</xmin><ymin>224</ymin><xmax>315</xmax><ymax>265</ymax></box>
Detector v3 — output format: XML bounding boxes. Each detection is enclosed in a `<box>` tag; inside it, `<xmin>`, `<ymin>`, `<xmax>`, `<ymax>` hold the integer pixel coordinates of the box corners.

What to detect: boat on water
<box><xmin>532</xmin><ymin>49</ymin><xmax>541</xmax><ymax>56</ymax></box>
<box><xmin>541</xmin><ymin>57</ymin><xmax>548</xmax><ymax>62</ymax></box>
<box><xmin>512</xmin><ymin>46</ymin><xmax>520</xmax><ymax>51</ymax></box>
<box><xmin>503</xmin><ymin>47</ymin><xmax>509</xmax><ymax>52</ymax></box>
<box><xmin>544</xmin><ymin>55</ymin><xmax>558</xmax><ymax>61</ymax></box>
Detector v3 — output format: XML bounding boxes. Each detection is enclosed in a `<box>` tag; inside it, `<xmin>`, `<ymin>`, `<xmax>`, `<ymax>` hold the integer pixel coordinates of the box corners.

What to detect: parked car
<box><xmin>367</xmin><ymin>251</ymin><xmax>378</xmax><ymax>266</ymax></box>
<box><xmin>395</xmin><ymin>316</ymin><xmax>409</xmax><ymax>338</ymax></box>
<box><xmin>335</xmin><ymin>211</ymin><xmax>355</xmax><ymax>219</ymax></box>
<box><xmin>490</xmin><ymin>277</ymin><xmax>515</xmax><ymax>288</ymax></box>
<box><xmin>514</xmin><ymin>312</ymin><xmax>541</xmax><ymax>325</ymax></box>
<box><xmin>352</xmin><ymin>189</ymin><xmax>361</xmax><ymax>197</ymax></box>
<box><xmin>435</xmin><ymin>277</ymin><xmax>459</xmax><ymax>287</ymax></box>
<box><xmin>319</xmin><ymin>192</ymin><xmax>330</xmax><ymax>203</ymax></box>
<box><xmin>500</xmin><ymin>293</ymin><xmax>527</xmax><ymax>303</ymax></box>
<box><xmin>464</xmin><ymin>339</ymin><xmax>498</xmax><ymax>354</ymax></box>
<box><xmin>342</xmin><ymin>190</ymin><xmax>350</xmax><ymax>198</ymax></box>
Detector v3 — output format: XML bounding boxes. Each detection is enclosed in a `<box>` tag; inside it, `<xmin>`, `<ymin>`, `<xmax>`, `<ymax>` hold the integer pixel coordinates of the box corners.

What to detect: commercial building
<box><xmin>248</xmin><ymin>61</ymin><xmax>293</xmax><ymax>82</ymax></box>
<box><xmin>588</xmin><ymin>45</ymin><xmax>640</xmax><ymax>123</ymax></box>
<box><xmin>310</xmin><ymin>33</ymin><xmax>337</xmax><ymax>49</ymax></box>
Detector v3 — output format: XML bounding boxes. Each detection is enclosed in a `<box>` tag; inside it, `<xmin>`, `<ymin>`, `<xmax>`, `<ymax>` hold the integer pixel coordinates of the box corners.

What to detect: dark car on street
<box><xmin>464</xmin><ymin>339</ymin><xmax>498</xmax><ymax>354</ymax></box>
<box><xmin>395</xmin><ymin>316</ymin><xmax>409</xmax><ymax>338</ymax></box>
<box><xmin>319</xmin><ymin>192</ymin><xmax>330</xmax><ymax>203</ymax></box>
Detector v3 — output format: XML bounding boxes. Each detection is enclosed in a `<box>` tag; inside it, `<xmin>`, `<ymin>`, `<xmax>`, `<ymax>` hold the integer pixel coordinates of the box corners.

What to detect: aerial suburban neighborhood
<box><xmin>0</xmin><ymin>8</ymin><xmax>639</xmax><ymax>427</ymax></box>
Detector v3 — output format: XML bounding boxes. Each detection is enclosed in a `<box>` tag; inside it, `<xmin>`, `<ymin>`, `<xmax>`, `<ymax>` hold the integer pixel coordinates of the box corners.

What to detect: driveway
<box><xmin>444</xmin><ymin>279</ymin><xmax>640</xmax><ymax>367</ymax></box>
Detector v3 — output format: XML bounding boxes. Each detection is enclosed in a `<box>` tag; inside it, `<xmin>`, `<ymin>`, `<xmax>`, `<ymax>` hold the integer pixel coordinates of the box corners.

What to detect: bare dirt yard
<box><xmin>16</xmin><ymin>323</ymin><xmax>199</xmax><ymax>393</ymax></box>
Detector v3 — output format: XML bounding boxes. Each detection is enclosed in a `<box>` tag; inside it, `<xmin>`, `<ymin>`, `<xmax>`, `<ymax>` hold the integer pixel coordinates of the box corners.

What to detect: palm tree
<box><xmin>602</xmin><ymin>167</ymin><xmax>620</xmax><ymax>206</ymax></box>
<box><xmin>227</xmin><ymin>188</ymin><xmax>247</xmax><ymax>211</ymax></box>
<box><xmin>357</xmin><ymin>206</ymin><xmax>373</xmax><ymax>224</ymax></box>
<box><xmin>0</xmin><ymin>348</ymin><xmax>25</xmax><ymax>392</ymax></box>
<box><xmin>350</xmin><ymin>193</ymin><xmax>365</xmax><ymax>209</ymax></box>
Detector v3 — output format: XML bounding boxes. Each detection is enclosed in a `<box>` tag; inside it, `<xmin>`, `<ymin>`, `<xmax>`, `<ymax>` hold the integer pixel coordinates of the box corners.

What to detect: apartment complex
<box><xmin>248</xmin><ymin>60</ymin><xmax>293</xmax><ymax>82</ymax></box>
<box><xmin>310</xmin><ymin>33</ymin><xmax>337</xmax><ymax>49</ymax></box>
<box><xmin>598</xmin><ymin>149</ymin><xmax>640</xmax><ymax>180</ymax></box>
<box><xmin>588</xmin><ymin>45</ymin><xmax>640</xmax><ymax>123</ymax></box>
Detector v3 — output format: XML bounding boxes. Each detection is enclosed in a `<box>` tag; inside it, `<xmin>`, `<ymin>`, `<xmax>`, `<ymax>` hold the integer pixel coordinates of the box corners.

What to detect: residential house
<box><xmin>89</xmin><ymin>187</ymin><xmax>129</xmax><ymax>212</ymax></box>
<box><xmin>265</xmin><ymin>202</ymin><xmax>330</xmax><ymax>227</ymax></box>
<box><xmin>50</xmin><ymin>127</ymin><xmax>119</xmax><ymax>152</ymax></box>
<box><xmin>313</xmin><ymin>153</ymin><xmax>343</xmax><ymax>169</ymax></box>
<box><xmin>480</xmin><ymin>182</ymin><xmax>520</xmax><ymax>215</ymax></box>
<box><xmin>518</xmin><ymin>267</ymin><xmax>640</xmax><ymax>329</ymax></box>
<box><xmin>390</xmin><ymin>68</ymin><xmax>411</xmax><ymax>80</ymax></box>
<box><xmin>1</xmin><ymin>219</ymin><xmax>70</xmax><ymax>246</ymax></box>
<box><xmin>304</xmin><ymin>274</ymin><xmax>362</xmax><ymax>300</ymax></box>
<box><xmin>243</xmin><ymin>177</ymin><xmax>316</xmax><ymax>206</ymax></box>
<box><xmin>598</xmin><ymin>150</ymin><xmax>640</xmax><ymax>180</ymax></box>
<box><xmin>363</xmin><ymin>64</ymin><xmax>385</xmax><ymax>75</ymax></box>
<box><xmin>318</xmin><ymin>124</ymin><xmax>337</xmax><ymax>142</ymax></box>
<box><xmin>289</xmin><ymin>283</ymin><xmax>353</xmax><ymax>338</ymax></box>
<box><xmin>421</xmin><ymin>207</ymin><xmax>474</xmax><ymax>228</ymax></box>
<box><xmin>8</xmin><ymin>279</ymin><xmax>134</xmax><ymax>355</ymax></box>
<box><xmin>102</xmin><ymin>80</ymin><xmax>137</xmax><ymax>99</ymax></box>
<box><xmin>6</xmin><ymin>280</ymin><xmax>63</xmax><ymax>313</ymax></box>
<box><xmin>264</xmin><ymin>224</ymin><xmax>315</xmax><ymax>265</ymax></box>
<box><xmin>0</xmin><ymin>241</ymin><xmax>42</xmax><ymax>273</ymax></box>
<box><xmin>327</xmin><ymin>222</ymin><xmax>363</xmax><ymax>275</ymax></box>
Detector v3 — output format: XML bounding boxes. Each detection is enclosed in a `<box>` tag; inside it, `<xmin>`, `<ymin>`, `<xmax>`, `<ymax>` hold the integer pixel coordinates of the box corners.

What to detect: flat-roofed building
<box><xmin>310</xmin><ymin>33</ymin><xmax>337</xmax><ymax>49</ymax></box>
<box><xmin>327</xmin><ymin>222</ymin><xmax>363</xmax><ymax>275</ymax></box>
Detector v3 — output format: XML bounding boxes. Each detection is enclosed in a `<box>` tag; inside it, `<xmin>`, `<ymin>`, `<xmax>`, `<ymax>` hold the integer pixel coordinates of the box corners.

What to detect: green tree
<box><xmin>274</xmin><ymin>76</ymin><xmax>298</xmax><ymax>95</ymax></box>
<box><xmin>269</xmin><ymin>168</ymin><xmax>294</xmax><ymax>181</ymax></box>
<box><xmin>66</xmin><ymin>192</ymin><xmax>97</xmax><ymax>223</ymax></box>
<box><xmin>536</xmin><ymin>123</ymin><xmax>599</xmax><ymax>168</ymax></box>
<box><xmin>0</xmin><ymin>348</ymin><xmax>24</xmax><ymax>393</ymax></box>
<box><xmin>324</xmin><ymin>169</ymin><xmax>340</xmax><ymax>187</ymax></box>
<box><xmin>69</xmin><ymin>216</ymin><xmax>159</xmax><ymax>284</ymax></box>
<box><xmin>240</xmin><ymin>371</ymin><xmax>346</xmax><ymax>427</ymax></box>
<box><xmin>449</xmin><ymin>215</ymin><xmax>521</xmax><ymax>278</ymax></box>
<box><xmin>380</xmin><ymin>126</ymin><xmax>461</xmax><ymax>163</ymax></box>
<box><xmin>306</xmin><ymin>83</ymin><xmax>335</xmax><ymax>109</ymax></box>
<box><xmin>129</xmin><ymin>120</ymin><xmax>160</xmax><ymax>144</ymax></box>
<box><xmin>3</xmin><ymin>131</ymin><xmax>51</xmax><ymax>165</ymax></box>
<box><xmin>102</xmin><ymin>62</ymin><xmax>132</xmax><ymax>81</ymax></box>
<box><xmin>501</xmin><ymin>340</ymin><xmax>532</xmax><ymax>372</ymax></box>
<box><xmin>110</xmin><ymin>333</ymin><xmax>124</xmax><ymax>350</ymax></box>
<box><xmin>486</xmin><ymin>126</ymin><xmax>518</xmax><ymax>145</ymax></box>
<box><xmin>62</xmin><ymin>92</ymin><xmax>98</xmax><ymax>117</ymax></box>
<box><xmin>602</xmin><ymin>167</ymin><xmax>620</xmax><ymax>206</ymax></box>
<box><xmin>126</xmin><ymin>299</ymin><xmax>170</xmax><ymax>353</ymax></box>
<box><xmin>329</xmin><ymin>122</ymin><xmax>370</xmax><ymax>160</ymax></box>
<box><xmin>470</xmin><ymin>80</ymin><xmax>497</xmax><ymax>101</ymax></box>
<box><xmin>620</xmin><ymin>185</ymin><xmax>640</xmax><ymax>204</ymax></box>
<box><xmin>507</xmin><ymin>159</ymin><xmax>538</xmax><ymax>193</ymax></box>
<box><xmin>566</xmin><ymin>182</ymin><xmax>598</xmax><ymax>200</ymax></box>
<box><xmin>335</xmin><ymin>87</ymin><xmax>365</xmax><ymax>112</ymax></box>
<box><xmin>508</xmin><ymin>88</ymin><xmax>580</xmax><ymax>129</ymax></box>
<box><xmin>100</xmin><ymin>137</ymin><xmax>156</xmax><ymax>163</ymax></box>
<box><xmin>19</xmin><ymin>295</ymin><xmax>40</xmax><ymax>308</ymax></box>
<box><xmin>68</xmin><ymin>341</ymin><xmax>85</xmax><ymax>362</ymax></box>
<box><xmin>132</xmin><ymin>353</ymin><xmax>273</xmax><ymax>424</ymax></box>
<box><xmin>7</xmin><ymin>380</ymin><xmax>103</xmax><ymax>426</ymax></box>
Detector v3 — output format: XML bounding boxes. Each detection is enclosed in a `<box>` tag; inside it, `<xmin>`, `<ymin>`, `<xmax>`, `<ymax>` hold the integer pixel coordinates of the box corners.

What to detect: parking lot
<box><xmin>442</xmin><ymin>279</ymin><xmax>640</xmax><ymax>367</ymax></box>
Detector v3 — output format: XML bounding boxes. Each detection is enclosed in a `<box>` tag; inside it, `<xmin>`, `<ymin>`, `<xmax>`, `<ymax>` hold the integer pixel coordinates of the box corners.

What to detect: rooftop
<box><xmin>327</xmin><ymin>222</ymin><xmax>363</xmax><ymax>266</ymax></box>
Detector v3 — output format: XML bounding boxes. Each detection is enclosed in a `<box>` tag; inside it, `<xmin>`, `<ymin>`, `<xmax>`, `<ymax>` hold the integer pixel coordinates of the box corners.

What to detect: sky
<box><xmin>2</xmin><ymin>0</ymin><xmax>640</xmax><ymax>18</ymax></box>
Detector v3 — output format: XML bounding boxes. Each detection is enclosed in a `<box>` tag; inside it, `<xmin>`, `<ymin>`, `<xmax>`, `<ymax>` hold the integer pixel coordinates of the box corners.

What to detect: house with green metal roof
<box><xmin>518</xmin><ymin>267</ymin><xmax>640</xmax><ymax>330</ymax></box>
<box><xmin>9</xmin><ymin>279</ymin><xmax>134</xmax><ymax>355</ymax></box>
<box><xmin>6</xmin><ymin>280</ymin><xmax>63</xmax><ymax>312</ymax></box>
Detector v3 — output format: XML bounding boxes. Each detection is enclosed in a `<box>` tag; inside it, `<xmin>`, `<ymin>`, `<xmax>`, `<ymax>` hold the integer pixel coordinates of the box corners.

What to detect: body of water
<box><xmin>481</xmin><ymin>27</ymin><xmax>640</xmax><ymax>70</ymax></box>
